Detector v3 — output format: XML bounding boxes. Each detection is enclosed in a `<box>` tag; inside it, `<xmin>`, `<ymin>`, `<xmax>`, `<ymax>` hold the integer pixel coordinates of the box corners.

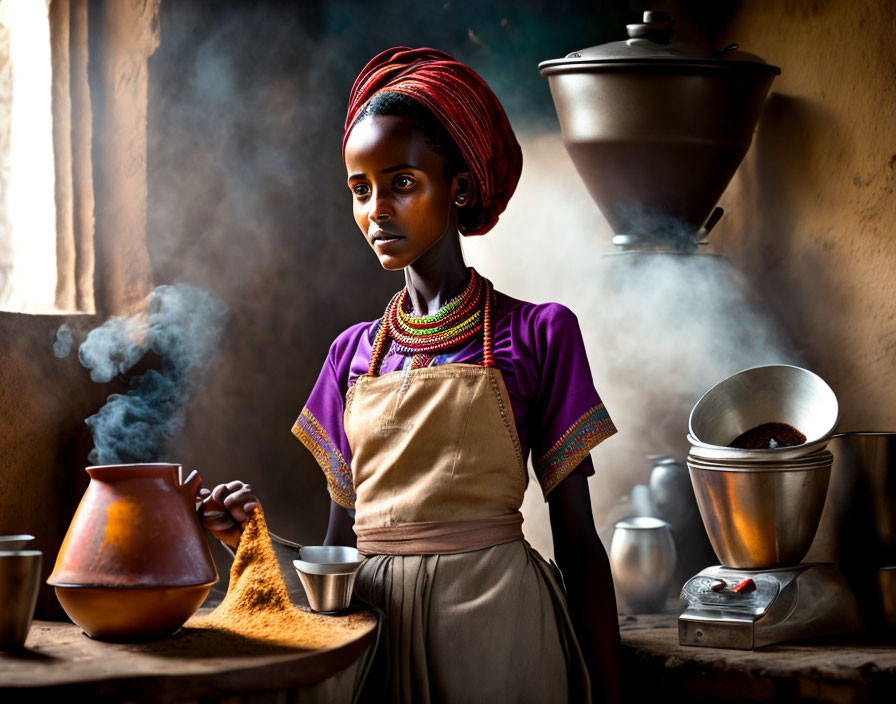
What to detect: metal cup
<box><xmin>294</xmin><ymin>571</ymin><xmax>359</xmax><ymax>613</ymax></box>
<box><xmin>0</xmin><ymin>550</ymin><xmax>42</xmax><ymax>649</ymax></box>
<box><xmin>293</xmin><ymin>546</ymin><xmax>363</xmax><ymax>614</ymax></box>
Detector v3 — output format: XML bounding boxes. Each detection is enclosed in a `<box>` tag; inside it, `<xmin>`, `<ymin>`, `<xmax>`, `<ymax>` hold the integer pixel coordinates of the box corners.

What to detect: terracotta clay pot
<box><xmin>48</xmin><ymin>463</ymin><xmax>217</xmax><ymax>640</ymax></box>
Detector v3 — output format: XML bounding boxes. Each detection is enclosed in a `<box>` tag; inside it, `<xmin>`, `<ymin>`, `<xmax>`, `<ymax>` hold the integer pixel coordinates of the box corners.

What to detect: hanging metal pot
<box><xmin>539</xmin><ymin>11</ymin><xmax>780</xmax><ymax>251</ymax></box>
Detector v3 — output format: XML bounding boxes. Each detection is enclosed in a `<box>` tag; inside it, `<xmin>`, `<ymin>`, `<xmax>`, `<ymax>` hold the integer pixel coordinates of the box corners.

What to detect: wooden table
<box><xmin>0</xmin><ymin>534</ymin><xmax>378</xmax><ymax>702</ymax></box>
<box><xmin>620</xmin><ymin>613</ymin><xmax>896</xmax><ymax>703</ymax></box>
<box><xmin>0</xmin><ymin>608</ymin><xmax>377</xmax><ymax>703</ymax></box>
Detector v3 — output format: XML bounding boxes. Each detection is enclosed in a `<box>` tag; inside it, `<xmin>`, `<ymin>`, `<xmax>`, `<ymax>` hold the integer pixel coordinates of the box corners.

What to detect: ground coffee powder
<box><xmin>186</xmin><ymin>510</ymin><xmax>369</xmax><ymax>650</ymax></box>
<box><xmin>728</xmin><ymin>422</ymin><xmax>807</xmax><ymax>449</ymax></box>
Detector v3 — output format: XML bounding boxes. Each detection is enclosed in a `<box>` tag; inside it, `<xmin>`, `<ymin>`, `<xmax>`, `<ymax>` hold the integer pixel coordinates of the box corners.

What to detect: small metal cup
<box><xmin>293</xmin><ymin>546</ymin><xmax>363</xmax><ymax>614</ymax></box>
<box><xmin>0</xmin><ymin>550</ymin><xmax>42</xmax><ymax>649</ymax></box>
<box><xmin>295</xmin><ymin>571</ymin><xmax>359</xmax><ymax>613</ymax></box>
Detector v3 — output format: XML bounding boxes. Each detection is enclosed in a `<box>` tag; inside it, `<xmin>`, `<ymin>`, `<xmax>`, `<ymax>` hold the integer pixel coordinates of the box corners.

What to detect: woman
<box><xmin>203</xmin><ymin>47</ymin><xmax>622</xmax><ymax>704</ymax></box>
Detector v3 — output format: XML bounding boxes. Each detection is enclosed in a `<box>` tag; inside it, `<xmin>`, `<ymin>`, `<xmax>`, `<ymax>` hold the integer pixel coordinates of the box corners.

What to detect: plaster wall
<box><xmin>712</xmin><ymin>0</ymin><xmax>896</xmax><ymax>431</ymax></box>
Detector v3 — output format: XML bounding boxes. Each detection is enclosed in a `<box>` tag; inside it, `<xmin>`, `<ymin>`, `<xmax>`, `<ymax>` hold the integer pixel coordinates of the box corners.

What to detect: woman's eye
<box><xmin>394</xmin><ymin>175</ymin><xmax>415</xmax><ymax>190</ymax></box>
<box><xmin>352</xmin><ymin>184</ymin><xmax>370</xmax><ymax>198</ymax></box>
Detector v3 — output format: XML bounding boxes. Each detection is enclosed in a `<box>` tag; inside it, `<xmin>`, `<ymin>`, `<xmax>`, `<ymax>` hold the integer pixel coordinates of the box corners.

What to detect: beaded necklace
<box><xmin>367</xmin><ymin>268</ymin><xmax>495</xmax><ymax>375</ymax></box>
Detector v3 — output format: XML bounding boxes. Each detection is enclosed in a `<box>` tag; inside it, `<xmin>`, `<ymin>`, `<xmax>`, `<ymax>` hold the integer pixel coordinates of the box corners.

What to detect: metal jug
<box><xmin>610</xmin><ymin>516</ymin><xmax>677</xmax><ymax>613</ymax></box>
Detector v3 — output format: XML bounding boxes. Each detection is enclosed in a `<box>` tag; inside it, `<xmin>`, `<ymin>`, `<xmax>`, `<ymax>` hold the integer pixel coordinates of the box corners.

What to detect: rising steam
<box><xmin>464</xmin><ymin>132</ymin><xmax>801</xmax><ymax>557</ymax></box>
<box><xmin>77</xmin><ymin>284</ymin><xmax>229</xmax><ymax>465</ymax></box>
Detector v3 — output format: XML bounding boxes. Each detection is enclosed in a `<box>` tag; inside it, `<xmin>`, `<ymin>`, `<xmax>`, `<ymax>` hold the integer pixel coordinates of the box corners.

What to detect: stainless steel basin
<box><xmin>689</xmin><ymin>365</ymin><xmax>839</xmax><ymax>448</ymax></box>
<box><xmin>688</xmin><ymin>454</ymin><xmax>832</xmax><ymax>569</ymax></box>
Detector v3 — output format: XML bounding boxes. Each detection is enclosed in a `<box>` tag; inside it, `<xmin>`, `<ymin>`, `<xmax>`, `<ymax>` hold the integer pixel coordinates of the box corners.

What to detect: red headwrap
<box><xmin>343</xmin><ymin>47</ymin><xmax>523</xmax><ymax>236</ymax></box>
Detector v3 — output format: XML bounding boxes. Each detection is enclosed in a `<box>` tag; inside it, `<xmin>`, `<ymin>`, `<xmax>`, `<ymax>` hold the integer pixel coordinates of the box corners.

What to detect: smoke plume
<box><xmin>52</xmin><ymin>323</ymin><xmax>73</xmax><ymax>358</ymax></box>
<box><xmin>78</xmin><ymin>284</ymin><xmax>229</xmax><ymax>465</ymax></box>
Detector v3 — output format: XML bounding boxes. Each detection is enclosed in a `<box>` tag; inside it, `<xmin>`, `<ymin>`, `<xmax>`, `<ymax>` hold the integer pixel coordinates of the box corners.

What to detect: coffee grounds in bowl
<box><xmin>728</xmin><ymin>422</ymin><xmax>807</xmax><ymax>449</ymax></box>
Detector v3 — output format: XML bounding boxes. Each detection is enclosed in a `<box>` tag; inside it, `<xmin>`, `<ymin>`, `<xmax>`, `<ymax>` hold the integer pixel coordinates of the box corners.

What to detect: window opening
<box><xmin>0</xmin><ymin>0</ymin><xmax>57</xmax><ymax>313</ymax></box>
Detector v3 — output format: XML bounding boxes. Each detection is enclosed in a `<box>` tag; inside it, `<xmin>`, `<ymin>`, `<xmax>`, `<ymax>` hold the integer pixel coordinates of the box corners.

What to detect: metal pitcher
<box><xmin>610</xmin><ymin>517</ymin><xmax>677</xmax><ymax>613</ymax></box>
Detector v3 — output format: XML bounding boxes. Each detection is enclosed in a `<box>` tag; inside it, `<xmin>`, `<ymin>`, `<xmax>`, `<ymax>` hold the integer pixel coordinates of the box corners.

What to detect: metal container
<box><xmin>649</xmin><ymin>456</ymin><xmax>717</xmax><ymax>594</ymax></box>
<box><xmin>649</xmin><ymin>457</ymin><xmax>697</xmax><ymax>527</ymax></box>
<box><xmin>687</xmin><ymin>434</ymin><xmax>832</xmax><ymax>461</ymax></box>
<box><xmin>835</xmin><ymin>432</ymin><xmax>896</xmax><ymax>559</ymax></box>
<box><xmin>0</xmin><ymin>550</ymin><xmax>42</xmax><ymax>649</ymax></box>
<box><xmin>689</xmin><ymin>365</ymin><xmax>839</xmax><ymax>449</ymax></box>
<box><xmin>808</xmin><ymin>432</ymin><xmax>896</xmax><ymax>629</ymax></box>
<box><xmin>293</xmin><ymin>546</ymin><xmax>364</xmax><ymax>614</ymax></box>
<box><xmin>688</xmin><ymin>454</ymin><xmax>832</xmax><ymax>569</ymax></box>
<box><xmin>610</xmin><ymin>517</ymin><xmax>677</xmax><ymax>613</ymax></box>
<box><xmin>687</xmin><ymin>451</ymin><xmax>834</xmax><ymax>471</ymax></box>
<box><xmin>539</xmin><ymin>11</ymin><xmax>779</xmax><ymax>250</ymax></box>
<box><xmin>0</xmin><ymin>535</ymin><xmax>35</xmax><ymax>551</ymax></box>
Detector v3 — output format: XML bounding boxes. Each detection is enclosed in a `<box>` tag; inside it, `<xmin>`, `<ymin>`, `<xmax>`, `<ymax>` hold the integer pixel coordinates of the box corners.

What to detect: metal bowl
<box><xmin>293</xmin><ymin>546</ymin><xmax>364</xmax><ymax>614</ymax></box>
<box><xmin>689</xmin><ymin>365</ymin><xmax>839</xmax><ymax>448</ymax></box>
<box><xmin>686</xmin><ymin>434</ymin><xmax>832</xmax><ymax>461</ymax></box>
<box><xmin>688</xmin><ymin>455</ymin><xmax>832</xmax><ymax>568</ymax></box>
<box><xmin>687</xmin><ymin>449</ymin><xmax>834</xmax><ymax>471</ymax></box>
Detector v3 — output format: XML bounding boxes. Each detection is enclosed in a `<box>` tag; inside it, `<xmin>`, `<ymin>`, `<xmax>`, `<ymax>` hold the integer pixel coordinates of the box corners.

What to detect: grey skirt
<box><xmin>353</xmin><ymin>539</ymin><xmax>591</xmax><ymax>704</ymax></box>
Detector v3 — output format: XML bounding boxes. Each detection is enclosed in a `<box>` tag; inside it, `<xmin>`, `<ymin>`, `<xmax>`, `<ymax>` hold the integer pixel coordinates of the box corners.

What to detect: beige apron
<box><xmin>344</xmin><ymin>359</ymin><xmax>592</xmax><ymax>704</ymax></box>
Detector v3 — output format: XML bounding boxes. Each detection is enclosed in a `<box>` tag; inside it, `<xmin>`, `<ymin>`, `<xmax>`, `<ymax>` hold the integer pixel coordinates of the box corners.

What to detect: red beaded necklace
<box><xmin>367</xmin><ymin>268</ymin><xmax>495</xmax><ymax>375</ymax></box>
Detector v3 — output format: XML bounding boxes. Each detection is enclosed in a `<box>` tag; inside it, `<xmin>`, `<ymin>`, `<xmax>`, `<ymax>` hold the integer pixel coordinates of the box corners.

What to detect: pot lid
<box><xmin>539</xmin><ymin>10</ymin><xmax>780</xmax><ymax>75</ymax></box>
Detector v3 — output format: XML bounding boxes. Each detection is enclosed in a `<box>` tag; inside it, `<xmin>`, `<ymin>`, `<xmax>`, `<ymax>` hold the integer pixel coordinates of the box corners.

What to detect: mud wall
<box><xmin>0</xmin><ymin>313</ymin><xmax>107</xmax><ymax>617</ymax></box>
<box><xmin>713</xmin><ymin>0</ymin><xmax>896</xmax><ymax>431</ymax></box>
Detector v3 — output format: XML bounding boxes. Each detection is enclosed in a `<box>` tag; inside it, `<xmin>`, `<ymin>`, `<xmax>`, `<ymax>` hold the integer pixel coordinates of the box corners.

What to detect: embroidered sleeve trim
<box><xmin>536</xmin><ymin>404</ymin><xmax>617</xmax><ymax>498</ymax></box>
<box><xmin>291</xmin><ymin>408</ymin><xmax>356</xmax><ymax>509</ymax></box>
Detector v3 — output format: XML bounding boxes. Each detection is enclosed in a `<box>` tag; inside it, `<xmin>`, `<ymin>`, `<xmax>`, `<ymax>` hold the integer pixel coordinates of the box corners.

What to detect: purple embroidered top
<box><xmin>292</xmin><ymin>289</ymin><xmax>616</xmax><ymax>509</ymax></box>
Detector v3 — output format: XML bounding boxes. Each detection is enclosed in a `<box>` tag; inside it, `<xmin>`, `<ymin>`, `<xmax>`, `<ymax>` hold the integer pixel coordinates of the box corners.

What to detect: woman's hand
<box><xmin>199</xmin><ymin>481</ymin><xmax>261</xmax><ymax>549</ymax></box>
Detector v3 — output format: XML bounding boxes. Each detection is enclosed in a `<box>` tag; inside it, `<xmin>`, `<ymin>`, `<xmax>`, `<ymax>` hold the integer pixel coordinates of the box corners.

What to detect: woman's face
<box><xmin>344</xmin><ymin>114</ymin><xmax>463</xmax><ymax>271</ymax></box>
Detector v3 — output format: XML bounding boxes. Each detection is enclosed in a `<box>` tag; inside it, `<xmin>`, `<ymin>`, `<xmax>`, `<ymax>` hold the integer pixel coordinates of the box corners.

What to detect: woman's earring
<box><xmin>455</xmin><ymin>193</ymin><xmax>467</xmax><ymax>206</ymax></box>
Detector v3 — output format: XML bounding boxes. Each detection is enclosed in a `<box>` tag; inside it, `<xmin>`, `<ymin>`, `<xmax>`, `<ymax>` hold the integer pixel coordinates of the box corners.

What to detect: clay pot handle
<box><xmin>180</xmin><ymin>469</ymin><xmax>203</xmax><ymax>502</ymax></box>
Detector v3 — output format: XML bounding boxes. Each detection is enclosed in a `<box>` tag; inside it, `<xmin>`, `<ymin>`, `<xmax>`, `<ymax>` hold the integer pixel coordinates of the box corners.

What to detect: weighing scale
<box><xmin>679</xmin><ymin>563</ymin><xmax>863</xmax><ymax>649</ymax></box>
